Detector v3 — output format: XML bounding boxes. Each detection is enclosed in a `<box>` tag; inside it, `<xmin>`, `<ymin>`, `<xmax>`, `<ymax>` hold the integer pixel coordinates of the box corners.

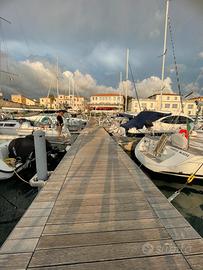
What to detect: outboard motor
<box><xmin>8</xmin><ymin>134</ymin><xmax>52</xmax><ymax>163</ymax></box>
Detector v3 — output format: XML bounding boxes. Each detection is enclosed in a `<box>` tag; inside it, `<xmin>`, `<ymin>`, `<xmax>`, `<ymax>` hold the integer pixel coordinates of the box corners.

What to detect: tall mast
<box><xmin>125</xmin><ymin>48</ymin><xmax>129</xmax><ymax>112</ymax></box>
<box><xmin>0</xmin><ymin>17</ymin><xmax>12</xmax><ymax>93</ymax></box>
<box><xmin>72</xmin><ymin>78</ymin><xmax>75</xmax><ymax>109</ymax></box>
<box><xmin>119</xmin><ymin>71</ymin><xmax>122</xmax><ymax>112</ymax></box>
<box><xmin>68</xmin><ymin>78</ymin><xmax>71</xmax><ymax>96</ymax></box>
<box><xmin>160</xmin><ymin>0</ymin><xmax>169</xmax><ymax>109</ymax></box>
<box><xmin>56</xmin><ymin>56</ymin><xmax>59</xmax><ymax>96</ymax></box>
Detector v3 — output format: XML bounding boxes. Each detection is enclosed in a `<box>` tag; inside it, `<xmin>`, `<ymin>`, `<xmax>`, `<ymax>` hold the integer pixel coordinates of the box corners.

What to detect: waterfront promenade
<box><xmin>0</xmin><ymin>120</ymin><xmax>202</xmax><ymax>269</ymax></box>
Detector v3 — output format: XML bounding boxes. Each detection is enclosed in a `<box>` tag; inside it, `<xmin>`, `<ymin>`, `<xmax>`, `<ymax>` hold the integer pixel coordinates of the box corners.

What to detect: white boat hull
<box><xmin>135</xmin><ymin>136</ymin><xmax>203</xmax><ymax>180</ymax></box>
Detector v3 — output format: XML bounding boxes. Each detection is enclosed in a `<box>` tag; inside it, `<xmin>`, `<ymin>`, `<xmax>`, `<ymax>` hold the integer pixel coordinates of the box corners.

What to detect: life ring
<box><xmin>179</xmin><ymin>129</ymin><xmax>189</xmax><ymax>139</ymax></box>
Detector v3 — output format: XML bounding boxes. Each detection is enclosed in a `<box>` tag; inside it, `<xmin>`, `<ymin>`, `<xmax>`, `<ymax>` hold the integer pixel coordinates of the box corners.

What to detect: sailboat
<box><xmin>134</xmin><ymin>1</ymin><xmax>203</xmax><ymax>182</ymax></box>
<box><xmin>135</xmin><ymin>123</ymin><xmax>203</xmax><ymax>181</ymax></box>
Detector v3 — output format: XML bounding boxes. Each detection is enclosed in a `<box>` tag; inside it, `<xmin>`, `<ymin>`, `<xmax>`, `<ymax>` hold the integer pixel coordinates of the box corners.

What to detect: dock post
<box><xmin>33</xmin><ymin>130</ymin><xmax>48</xmax><ymax>181</ymax></box>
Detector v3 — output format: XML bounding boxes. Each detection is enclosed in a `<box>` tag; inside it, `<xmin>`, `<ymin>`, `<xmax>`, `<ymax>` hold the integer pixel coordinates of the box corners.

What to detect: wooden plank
<box><xmin>29</xmin><ymin>240</ymin><xmax>180</xmax><ymax>268</ymax></box>
<box><xmin>47</xmin><ymin>209</ymin><xmax>157</xmax><ymax>224</ymax></box>
<box><xmin>167</xmin><ymin>227</ymin><xmax>201</xmax><ymax>241</ymax></box>
<box><xmin>8</xmin><ymin>226</ymin><xmax>44</xmax><ymax>240</ymax></box>
<box><xmin>1</xmin><ymin>124</ymin><xmax>201</xmax><ymax>270</ymax></box>
<box><xmin>51</xmin><ymin>202</ymin><xmax>151</xmax><ymax>215</ymax></box>
<box><xmin>54</xmin><ymin>196</ymin><xmax>147</xmax><ymax>207</ymax></box>
<box><xmin>186</xmin><ymin>254</ymin><xmax>203</xmax><ymax>270</ymax></box>
<box><xmin>27</xmin><ymin>255</ymin><xmax>191</xmax><ymax>270</ymax></box>
<box><xmin>0</xmin><ymin>253</ymin><xmax>32</xmax><ymax>269</ymax></box>
<box><xmin>37</xmin><ymin>228</ymin><xmax>170</xmax><ymax>249</ymax></box>
<box><xmin>43</xmin><ymin>218</ymin><xmax>164</xmax><ymax>235</ymax></box>
<box><xmin>0</xmin><ymin>238</ymin><xmax>39</xmax><ymax>254</ymax></box>
<box><xmin>175</xmin><ymin>239</ymin><xmax>203</xmax><ymax>255</ymax></box>
<box><xmin>160</xmin><ymin>217</ymin><xmax>192</xmax><ymax>229</ymax></box>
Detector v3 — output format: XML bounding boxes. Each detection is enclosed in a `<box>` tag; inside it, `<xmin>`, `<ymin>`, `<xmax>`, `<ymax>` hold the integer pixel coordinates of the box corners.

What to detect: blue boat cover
<box><xmin>117</xmin><ymin>113</ymin><xmax>136</xmax><ymax>120</ymax></box>
<box><xmin>121</xmin><ymin>111</ymin><xmax>171</xmax><ymax>130</ymax></box>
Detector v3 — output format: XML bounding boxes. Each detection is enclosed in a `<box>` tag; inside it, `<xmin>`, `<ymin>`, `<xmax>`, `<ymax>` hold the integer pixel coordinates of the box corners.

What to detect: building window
<box><xmin>167</xmin><ymin>96</ymin><xmax>170</xmax><ymax>100</ymax></box>
<box><xmin>174</xmin><ymin>96</ymin><xmax>178</xmax><ymax>100</ymax></box>
<box><xmin>172</xmin><ymin>104</ymin><xmax>178</xmax><ymax>108</ymax></box>
<box><xmin>188</xmin><ymin>104</ymin><xmax>194</xmax><ymax>109</ymax></box>
<box><xmin>165</xmin><ymin>103</ymin><xmax>170</xmax><ymax>108</ymax></box>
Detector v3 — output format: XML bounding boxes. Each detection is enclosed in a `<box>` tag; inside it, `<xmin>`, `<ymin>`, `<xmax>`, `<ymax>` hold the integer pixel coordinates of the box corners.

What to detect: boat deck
<box><xmin>0</xmin><ymin>120</ymin><xmax>202</xmax><ymax>269</ymax></box>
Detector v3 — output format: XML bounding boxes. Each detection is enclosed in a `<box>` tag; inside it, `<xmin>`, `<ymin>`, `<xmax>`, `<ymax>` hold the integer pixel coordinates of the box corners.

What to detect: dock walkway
<box><xmin>0</xmin><ymin>122</ymin><xmax>203</xmax><ymax>269</ymax></box>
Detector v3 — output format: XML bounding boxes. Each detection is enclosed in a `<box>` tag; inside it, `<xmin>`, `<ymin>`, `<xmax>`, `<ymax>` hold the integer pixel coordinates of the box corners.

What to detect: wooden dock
<box><xmin>0</xmin><ymin>122</ymin><xmax>203</xmax><ymax>269</ymax></box>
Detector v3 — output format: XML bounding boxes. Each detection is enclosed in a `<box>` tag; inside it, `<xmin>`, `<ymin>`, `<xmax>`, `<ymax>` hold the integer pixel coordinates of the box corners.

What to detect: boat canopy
<box><xmin>117</xmin><ymin>113</ymin><xmax>136</xmax><ymax>120</ymax></box>
<box><xmin>121</xmin><ymin>111</ymin><xmax>171</xmax><ymax>130</ymax></box>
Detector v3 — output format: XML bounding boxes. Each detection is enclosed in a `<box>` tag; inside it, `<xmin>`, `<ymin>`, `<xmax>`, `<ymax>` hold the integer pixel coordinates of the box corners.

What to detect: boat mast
<box><xmin>119</xmin><ymin>71</ymin><xmax>122</xmax><ymax>112</ymax></box>
<box><xmin>72</xmin><ymin>78</ymin><xmax>75</xmax><ymax>110</ymax></box>
<box><xmin>56</xmin><ymin>56</ymin><xmax>59</xmax><ymax>97</ymax></box>
<box><xmin>160</xmin><ymin>0</ymin><xmax>169</xmax><ymax>110</ymax></box>
<box><xmin>0</xmin><ymin>17</ymin><xmax>13</xmax><ymax>93</ymax></box>
<box><xmin>125</xmin><ymin>48</ymin><xmax>129</xmax><ymax>112</ymax></box>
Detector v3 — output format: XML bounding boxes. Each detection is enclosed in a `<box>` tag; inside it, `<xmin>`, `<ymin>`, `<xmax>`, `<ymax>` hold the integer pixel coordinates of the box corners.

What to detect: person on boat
<box><xmin>56</xmin><ymin>110</ymin><xmax>64</xmax><ymax>137</ymax></box>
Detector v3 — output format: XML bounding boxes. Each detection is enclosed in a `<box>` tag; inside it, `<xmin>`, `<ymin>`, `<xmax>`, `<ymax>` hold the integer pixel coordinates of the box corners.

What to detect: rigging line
<box><xmin>1</xmin><ymin>24</ymin><xmax>9</xmax><ymax>72</ymax></box>
<box><xmin>0</xmin><ymin>17</ymin><xmax>11</xmax><ymax>24</ymax></box>
<box><xmin>0</xmin><ymin>70</ymin><xmax>18</xmax><ymax>76</ymax></box>
<box><xmin>128</xmin><ymin>62</ymin><xmax>141</xmax><ymax>111</ymax></box>
<box><xmin>0</xmin><ymin>17</ymin><xmax>11</xmax><ymax>64</ymax></box>
<box><xmin>158</xmin><ymin>49</ymin><xmax>167</xmax><ymax>58</ymax></box>
<box><xmin>168</xmin><ymin>15</ymin><xmax>184</xmax><ymax>113</ymax></box>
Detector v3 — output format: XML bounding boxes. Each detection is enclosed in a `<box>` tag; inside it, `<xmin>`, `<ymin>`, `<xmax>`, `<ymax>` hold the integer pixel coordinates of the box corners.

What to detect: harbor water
<box><xmin>153</xmin><ymin>178</ymin><xmax>203</xmax><ymax>237</ymax></box>
<box><xmin>0</xmin><ymin>170</ymin><xmax>37</xmax><ymax>246</ymax></box>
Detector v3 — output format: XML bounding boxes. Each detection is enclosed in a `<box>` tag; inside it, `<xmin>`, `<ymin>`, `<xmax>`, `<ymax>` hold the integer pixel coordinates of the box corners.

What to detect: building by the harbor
<box><xmin>129</xmin><ymin>93</ymin><xmax>203</xmax><ymax>116</ymax></box>
<box><xmin>54</xmin><ymin>95</ymin><xmax>85</xmax><ymax>111</ymax></box>
<box><xmin>90</xmin><ymin>93</ymin><xmax>124</xmax><ymax>113</ymax></box>
<box><xmin>39</xmin><ymin>96</ymin><xmax>55</xmax><ymax>109</ymax></box>
<box><xmin>39</xmin><ymin>95</ymin><xmax>86</xmax><ymax>111</ymax></box>
<box><xmin>11</xmin><ymin>94</ymin><xmax>39</xmax><ymax>106</ymax></box>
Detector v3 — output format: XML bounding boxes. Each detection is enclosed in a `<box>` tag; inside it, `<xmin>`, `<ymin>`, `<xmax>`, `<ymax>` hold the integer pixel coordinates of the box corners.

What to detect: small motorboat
<box><xmin>16</xmin><ymin>115</ymin><xmax>71</xmax><ymax>139</ymax></box>
<box><xmin>0</xmin><ymin>120</ymin><xmax>21</xmax><ymax>135</ymax></box>
<box><xmin>0</xmin><ymin>135</ymin><xmax>52</xmax><ymax>181</ymax></box>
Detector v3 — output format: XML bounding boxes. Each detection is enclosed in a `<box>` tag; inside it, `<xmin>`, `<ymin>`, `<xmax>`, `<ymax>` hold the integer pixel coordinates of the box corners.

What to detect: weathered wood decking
<box><xmin>0</xmin><ymin>122</ymin><xmax>203</xmax><ymax>269</ymax></box>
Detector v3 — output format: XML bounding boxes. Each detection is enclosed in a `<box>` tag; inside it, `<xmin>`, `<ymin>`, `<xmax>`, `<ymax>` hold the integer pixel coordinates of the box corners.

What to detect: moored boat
<box><xmin>135</xmin><ymin>132</ymin><xmax>203</xmax><ymax>181</ymax></box>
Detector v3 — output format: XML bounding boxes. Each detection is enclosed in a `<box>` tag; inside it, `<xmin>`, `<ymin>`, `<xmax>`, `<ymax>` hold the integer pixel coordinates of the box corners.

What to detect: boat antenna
<box><xmin>168</xmin><ymin>15</ymin><xmax>184</xmax><ymax>113</ymax></box>
<box><xmin>129</xmin><ymin>62</ymin><xmax>141</xmax><ymax>112</ymax></box>
<box><xmin>125</xmin><ymin>48</ymin><xmax>129</xmax><ymax>112</ymax></box>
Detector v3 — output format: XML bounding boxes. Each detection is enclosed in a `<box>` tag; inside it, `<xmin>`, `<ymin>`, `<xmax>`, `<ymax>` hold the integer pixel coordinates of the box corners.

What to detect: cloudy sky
<box><xmin>0</xmin><ymin>0</ymin><xmax>203</xmax><ymax>99</ymax></box>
